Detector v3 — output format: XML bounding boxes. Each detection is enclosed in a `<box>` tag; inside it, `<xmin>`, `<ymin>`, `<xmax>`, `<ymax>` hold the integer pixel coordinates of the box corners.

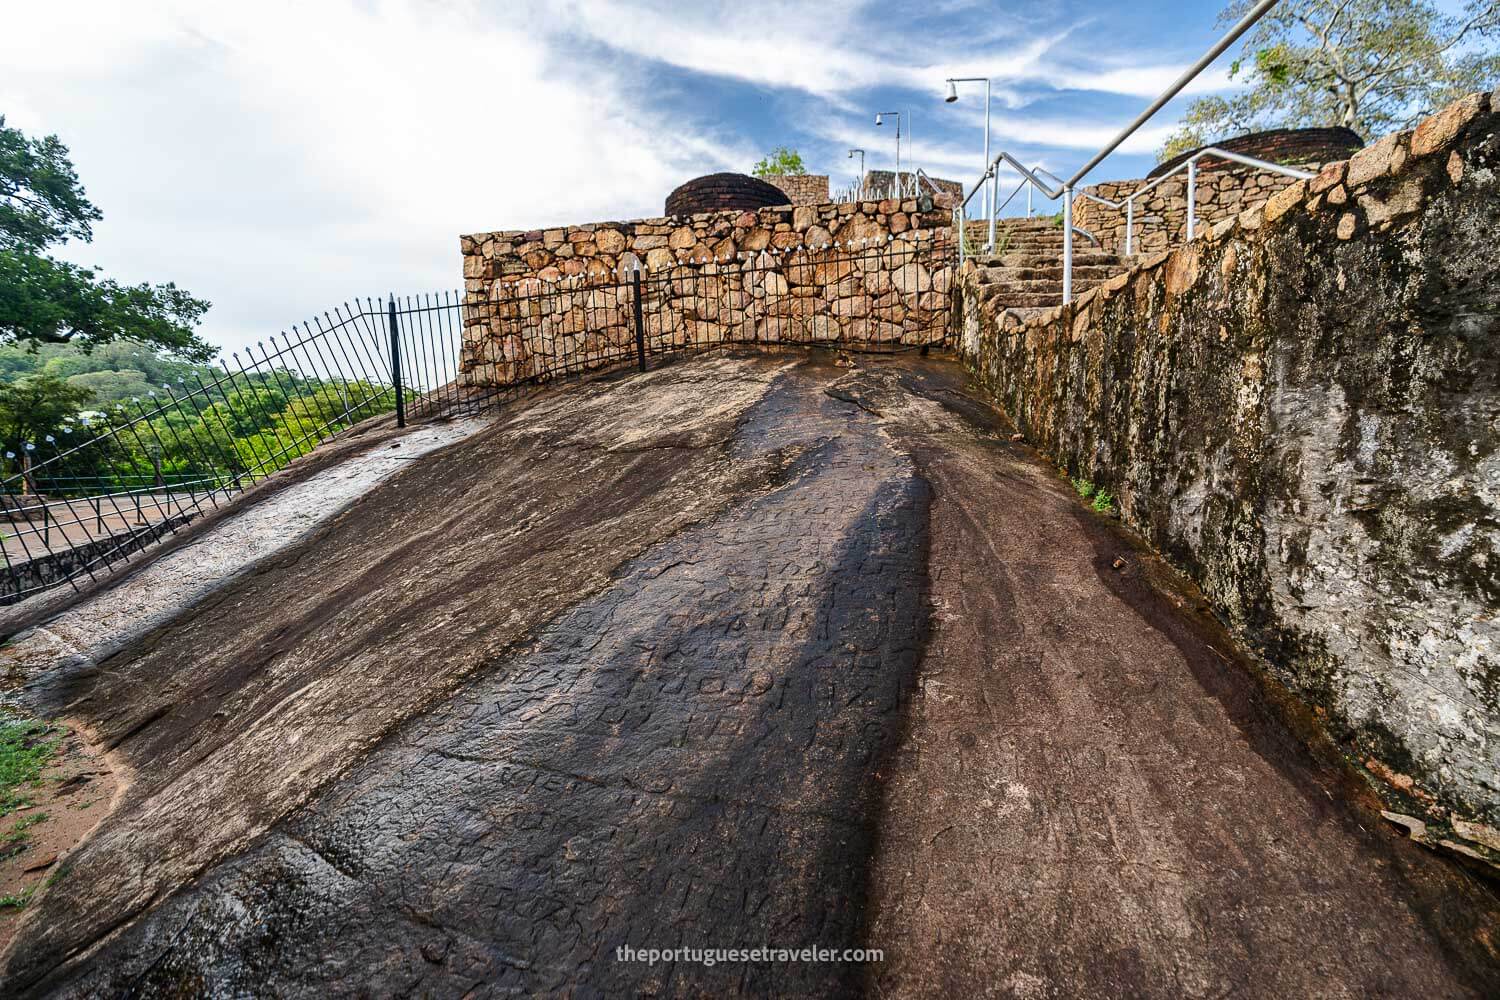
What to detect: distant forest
<box><xmin>0</xmin><ymin>340</ymin><xmax>219</xmax><ymax>406</ymax></box>
<box><xmin>0</xmin><ymin>341</ymin><xmax>391</xmax><ymax>494</ymax></box>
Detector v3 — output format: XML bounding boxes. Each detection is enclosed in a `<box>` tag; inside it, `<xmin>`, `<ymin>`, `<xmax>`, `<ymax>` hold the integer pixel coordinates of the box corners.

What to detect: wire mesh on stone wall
<box><xmin>4</xmin><ymin>235</ymin><xmax>952</xmax><ymax>607</ymax></box>
<box><xmin>460</xmin><ymin>232</ymin><xmax>953</xmax><ymax>388</ymax></box>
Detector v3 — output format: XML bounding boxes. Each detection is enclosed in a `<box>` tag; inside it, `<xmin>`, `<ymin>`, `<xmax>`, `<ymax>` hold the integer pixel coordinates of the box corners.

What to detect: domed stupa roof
<box><xmin>665</xmin><ymin>172</ymin><xmax>791</xmax><ymax>217</ymax></box>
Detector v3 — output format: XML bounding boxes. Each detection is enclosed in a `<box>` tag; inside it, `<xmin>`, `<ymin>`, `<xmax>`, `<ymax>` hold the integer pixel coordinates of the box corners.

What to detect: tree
<box><xmin>0</xmin><ymin>116</ymin><xmax>213</xmax><ymax>359</ymax></box>
<box><xmin>1160</xmin><ymin>0</ymin><xmax>1500</xmax><ymax>160</ymax></box>
<box><xmin>0</xmin><ymin>373</ymin><xmax>93</xmax><ymax>455</ymax></box>
<box><xmin>752</xmin><ymin>147</ymin><xmax>807</xmax><ymax>177</ymax></box>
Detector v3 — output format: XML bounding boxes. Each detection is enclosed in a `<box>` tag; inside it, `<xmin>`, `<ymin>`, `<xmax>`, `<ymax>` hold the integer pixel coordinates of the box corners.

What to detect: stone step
<box><xmin>973</xmin><ymin>264</ymin><xmax>1123</xmax><ymax>283</ymax></box>
<box><xmin>964</xmin><ymin>216</ymin><xmax>1129</xmax><ymax>313</ymax></box>
<box><xmin>966</xmin><ymin>220</ymin><xmax>1062</xmax><ymax>229</ymax></box>
<box><xmin>970</xmin><ymin>238</ymin><xmax>1092</xmax><ymax>253</ymax></box>
<box><xmin>977</xmin><ymin>287</ymin><xmax>1115</xmax><ymax>308</ymax></box>
<box><xmin>981</xmin><ymin>251</ymin><xmax>1122</xmax><ymax>268</ymax></box>
<box><xmin>964</xmin><ymin>218</ymin><xmax>1062</xmax><ymax>230</ymax></box>
<box><xmin>974</xmin><ymin>270</ymin><xmax>1123</xmax><ymax>308</ymax></box>
<box><xmin>980</xmin><ymin>276</ymin><xmax>1116</xmax><ymax>295</ymax></box>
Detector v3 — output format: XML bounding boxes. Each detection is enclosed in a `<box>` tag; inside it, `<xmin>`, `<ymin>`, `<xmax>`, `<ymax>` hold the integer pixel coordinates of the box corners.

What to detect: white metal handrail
<box><xmin>956</xmin><ymin>156</ymin><xmax>1088</xmax><ymax>267</ymax></box>
<box><xmin>954</xmin><ymin>0</ymin><xmax>1282</xmax><ymax>302</ymax></box>
<box><xmin>994</xmin><ymin>164</ymin><xmax>1067</xmax><ymax>219</ymax></box>
<box><xmin>913</xmin><ymin>168</ymin><xmax>945</xmax><ymax>198</ymax></box>
<box><xmin>1081</xmin><ymin>146</ymin><xmax>1314</xmax><ymax>255</ymax></box>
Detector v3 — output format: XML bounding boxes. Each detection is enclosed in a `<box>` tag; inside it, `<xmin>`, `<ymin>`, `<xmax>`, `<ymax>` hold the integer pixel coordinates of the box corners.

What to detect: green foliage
<box><xmin>1</xmin><ymin>813</ymin><xmax>44</xmax><ymax>858</ymax></box>
<box><xmin>0</xmin><ymin>121</ymin><xmax>98</xmax><ymax>252</ymax></box>
<box><xmin>1161</xmin><ymin>0</ymin><xmax>1500</xmax><ymax>159</ymax></box>
<box><xmin>0</xmin><ymin>884</ymin><xmax>38</xmax><ymax>910</ymax></box>
<box><xmin>1071</xmin><ymin>476</ymin><xmax>1116</xmax><ymax>515</ymax></box>
<box><xmin>0</xmin><ymin>373</ymin><xmax>93</xmax><ymax>455</ymax></box>
<box><xmin>752</xmin><ymin>147</ymin><xmax>807</xmax><ymax>177</ymax></box>
<box><xmin>0</xmin><ymin>115</ymin><xmax>211</xmax><ymax>359</ymax></box>
<box><xmin>0</xmin><ymin>338</ymin><xmax>393</xmax><ymax>490</ymax></box>
<box><xmin>0</xmin><ymin>717</ymin><xmax>58</xmax><ymax>815</ymax></box>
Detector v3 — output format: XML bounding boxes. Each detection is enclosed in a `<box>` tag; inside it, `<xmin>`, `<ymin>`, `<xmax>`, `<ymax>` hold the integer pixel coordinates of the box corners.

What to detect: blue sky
<box><xmin>5</xmin><ymin>0</ymin><xmax>1245</xmax><ymax>355</ymax></box>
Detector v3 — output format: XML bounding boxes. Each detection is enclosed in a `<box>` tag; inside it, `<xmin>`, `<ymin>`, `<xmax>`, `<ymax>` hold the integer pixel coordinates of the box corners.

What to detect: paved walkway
<box><xmin>1</xmin><ymin>420</ymin><xmax>484</xmax><ymax>688</ymax></box>
<box><xmin>2</xmin><ymin>354</ymin><xmax>1496</xmax><ymax>997</ymax></box>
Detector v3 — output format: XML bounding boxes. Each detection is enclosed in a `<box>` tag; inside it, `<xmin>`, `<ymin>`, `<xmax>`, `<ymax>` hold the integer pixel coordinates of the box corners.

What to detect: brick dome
<box><xmin>1148</xmin><ymin>126</ymin><xmax>1364</xmax><ymax>179</ymax></box>
<box><xmin>665</xmin><ymin>173</ymin><xmax>791</xmax><ymax>217</ymax></box>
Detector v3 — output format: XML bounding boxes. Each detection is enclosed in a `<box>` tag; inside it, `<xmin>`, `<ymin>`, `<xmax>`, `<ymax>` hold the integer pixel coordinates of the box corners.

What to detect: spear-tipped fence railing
<box><xmin>3</xmin><ymin>236</ymin><xmax>952</xmax><ymax>607</ymax></box>
<box><xmin>0</xmin><ymin>295</ymin><xmax>466</xmax><ymax>607</ymax></box>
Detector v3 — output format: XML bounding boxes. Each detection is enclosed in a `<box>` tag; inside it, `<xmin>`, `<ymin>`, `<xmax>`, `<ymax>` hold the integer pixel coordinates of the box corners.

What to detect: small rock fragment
<box><xmin>1009</xmin><ymin>433</ymin><xmax>1024</xmax><ymax>443</ymax></box>
<box><xmin>1446</xmin><ymin>150</ymin><xmax>1465</xmax><ymax>185</ymax></box>
<box><xmin>1450</xmin><ymin>815</ymin><xmax>1500</xmax><ymax>852</ymax></box>
<box><xmin>23</xmin><ymin>852</ymin><xmax>59</xmax><ymax>873</ymax></box>
<box><xmin>55</xmin><ymin>773</ymin><xmax>91</xmax><ymax>794</ymax></box>
<box><xmin>1381</xmin><ymin>810</ymin><xmax>1426</xmax><ymax>838</ymax></box>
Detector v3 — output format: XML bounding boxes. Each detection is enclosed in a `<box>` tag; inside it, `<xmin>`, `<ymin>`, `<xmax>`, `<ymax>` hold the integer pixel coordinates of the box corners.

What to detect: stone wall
<box><xmin>1149</xmin><ymin>126</ymin><xmax>1363</xmax><ymax>179</ymax></box>
<box><xmin>1073</xmin><ymin>163</ymin><xmax>1322</xmax><ymax>257</ymax></box>
<box><xmin>765</xmin><ymin>174</ymin><xmax>830</xmax><ymax>205</ymax></box>
<box><xmin>459</xmin><ymin>199</ymin><xmax>954</xmax><ymax>385</ymax></box>
<box><xmin>2</xmin><ymin>515</ymin><xmax>195</xmax><ymax>605</ymax></box>
<box><xmin>957</xmin><ymin>92</ymin><xmax>1500</xmax><ymax>854</ymax></box>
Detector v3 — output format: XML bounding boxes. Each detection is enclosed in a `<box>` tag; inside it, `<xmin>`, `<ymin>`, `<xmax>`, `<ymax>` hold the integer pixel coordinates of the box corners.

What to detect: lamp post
<box><xmin>874</xmin><ymin>111</ymin><xmax>901</xmax><ymax>198</ymax></box>
<box><xmin>848</xmin><ymin>148</ymin><xmax>865</xmax><ymax>200</ymax></box>
<box><xmin>946</xmin><ymin>77</ymin><xmax>994</xmax><ymax>251</ymax></box>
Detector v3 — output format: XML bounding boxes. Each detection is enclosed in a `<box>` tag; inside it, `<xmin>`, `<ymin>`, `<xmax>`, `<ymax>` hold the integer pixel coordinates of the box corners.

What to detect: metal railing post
<box><xmin>1027</xmin><ymin>182</ymin><xmax>1033</xmax><ymax>219</ymax></box>
<box><xmin>985</xmin><ymin>77</ymin><xmax>996</xmax><ymax>253</ymax></box>
<box><xmin>1062</xmin><ymin>185</ymin><xmax>1074</xmax><ymax>305</ymax></box>
<box><xmin>632</xmin><ymin>267</ymin><xmax>647</xmax><ymax>372</ymax></box>
<box><xmin>1126</xmin><ymin>199</ymin><xmax>1135</xmax><ymax>256</ymax></box>
<box><xmin>387</xmin><ymin>296</ymin><xmax>405</xmax><ymax>428</ymax></box>
<box><xmin>1187</xmin><ymin>158</ymin><xmax>1197</xmax><ymax>241</ymax></box>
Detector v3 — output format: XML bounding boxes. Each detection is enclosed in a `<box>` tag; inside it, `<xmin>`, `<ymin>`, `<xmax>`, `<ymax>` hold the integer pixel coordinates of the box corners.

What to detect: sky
<box><xmin>4</xmin><ymin>0</ymin><xmax>1248</xmax><ymax>357</ymax></box>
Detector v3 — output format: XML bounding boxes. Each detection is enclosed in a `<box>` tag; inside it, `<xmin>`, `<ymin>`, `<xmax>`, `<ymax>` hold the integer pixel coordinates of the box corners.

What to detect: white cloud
<box><xmin>1</xmin><ymin>0</ymin><xmax>1236</xmax><ymax>357</ymax></box>
<box><xmin>1</xmin><ymin>0</ymin><xmax>752</xmax><ymax>354</ymax></box>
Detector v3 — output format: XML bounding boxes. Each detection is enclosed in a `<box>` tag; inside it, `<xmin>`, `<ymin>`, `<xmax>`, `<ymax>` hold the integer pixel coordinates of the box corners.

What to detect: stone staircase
<box><xmin>962</xmin><ymin>218</ymin><xmax>1128</xmax><ymax>319</ymax></box>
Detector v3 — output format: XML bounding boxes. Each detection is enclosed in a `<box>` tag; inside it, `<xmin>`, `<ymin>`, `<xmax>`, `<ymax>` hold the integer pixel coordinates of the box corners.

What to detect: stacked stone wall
<box><xmin>765</xmin><ymin>174</ymin><xmax>830</xmax><ymax>205</ymax></box>
<box><xmin>459</xmin><ymin>199</ymin><xmax>954</xmax><ymax>385</ymax></box>
<box><xmin>958</xmin><ymin>92</ymin><xmax>1500</xmax><ymax>856</ymax></box>
<box><xmin>1149</xmin><ymin>126</ymin><xmax>1363</xmax><ymax>179</ymax></box>
<box><xmin>1073</xmin><ymin>163</ymin><xmax>1325</xmax><ymax>257</ymax></box>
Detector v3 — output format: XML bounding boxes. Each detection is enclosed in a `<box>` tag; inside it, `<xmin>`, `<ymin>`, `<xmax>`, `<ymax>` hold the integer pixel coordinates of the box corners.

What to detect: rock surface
<box><xmin>958</xmin><ymin>92</ymin><xmax>1500</xmax><ymax>841</ymax></box>
<box><xmin>1</xmin><ymin>353</ymin><xmax>1496</xmax><ymax>997</ymax></box>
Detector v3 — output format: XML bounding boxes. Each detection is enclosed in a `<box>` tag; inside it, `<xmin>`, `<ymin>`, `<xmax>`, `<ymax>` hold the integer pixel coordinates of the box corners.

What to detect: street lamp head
<box><xmin>875</xmin><ymin>113</ymin><xmax>883</xmax><ymax>126</ymax></box>
<box><xmin>944</xmin><ymin>80</ymin><xmax>958</xmax><ymax>103</ymax></box>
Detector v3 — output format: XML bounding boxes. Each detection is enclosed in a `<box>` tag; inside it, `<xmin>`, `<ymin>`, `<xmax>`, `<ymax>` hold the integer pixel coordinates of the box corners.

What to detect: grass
<box><xmin>0</xmin><ymin>868</ymin><xmax>66</xmax><ymax>912</ymax></box>
<box><xmin>0</xmin><ymin>813</ymin><xmax>44</xmax><ymax>855</ymax></box>
<box><xmin>0</xmin><ymin>884</ymin><xmax>37</xmax><ymax>910</ymax></box>
<box><xmin>0</xmin><ymin>715</ymin><xmax>61</xmax><ymax>860</ymax></box>
<box><xmin>961</xmin><ymin>221</ymin><xmax>1014</xmax><ymax>259</ymax></box>
<box><xmin>1070</xmin><ymin>475</ymin><xmax>1117</xmax><ymax>517</ymax></box>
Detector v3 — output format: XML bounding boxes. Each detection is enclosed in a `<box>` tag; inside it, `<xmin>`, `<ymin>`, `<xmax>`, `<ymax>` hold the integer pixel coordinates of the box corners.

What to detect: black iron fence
<box><xmin>2</xmin><ymin>237</ymin><xmax>952</xmax><ymax>606</ymax></box>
